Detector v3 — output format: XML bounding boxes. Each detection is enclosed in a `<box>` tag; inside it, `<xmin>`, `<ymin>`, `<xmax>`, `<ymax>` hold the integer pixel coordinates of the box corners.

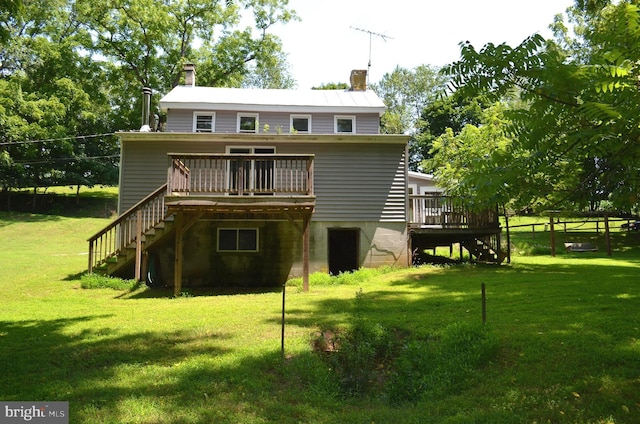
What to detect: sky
<box><xmin>270</xmin><ymin>0</ymin><xmax>576</xmax><ymax>89</ymax></box>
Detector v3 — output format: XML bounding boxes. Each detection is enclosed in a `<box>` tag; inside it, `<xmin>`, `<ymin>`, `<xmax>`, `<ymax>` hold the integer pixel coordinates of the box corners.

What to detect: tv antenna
<box><xmin>351</xmin><ymin>26</ymin><xmax>393</xmax><ymax>85</ymax></box>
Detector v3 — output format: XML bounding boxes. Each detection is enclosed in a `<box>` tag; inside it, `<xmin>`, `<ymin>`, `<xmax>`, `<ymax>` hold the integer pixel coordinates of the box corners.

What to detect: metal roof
<box><xmin>159</xmin><ymin>86</ymin><xmax>387</xmax><ymax>115</ymax></box>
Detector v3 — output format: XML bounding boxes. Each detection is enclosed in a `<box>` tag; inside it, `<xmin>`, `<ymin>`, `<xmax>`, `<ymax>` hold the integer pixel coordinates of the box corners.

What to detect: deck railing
<box><xmin>168</xmin><ymin>153</ymin><xmax>314</xmax><ymax>197</ymax></box>
<box><xmin>409</xmin><ymin>194</ymin><xmax>499</xmax><ymax>229</ymax></box>
<box><xmin>88</xmin><ymin>184</ymin><xmax>168</xmax><ymax>273</ymax></box>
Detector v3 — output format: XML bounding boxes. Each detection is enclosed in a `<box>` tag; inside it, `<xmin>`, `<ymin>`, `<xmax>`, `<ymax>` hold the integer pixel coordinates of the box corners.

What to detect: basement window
<box><xmin>218</xmin><ymin>228</ymin><xmax>258</xmax><ymax>252</ymax></box>
<box><xmin>193</xmin><ymin>112</ymin><xmax>215</xmax><ymax>132</ymax></box>
<box><xmin>334</xmin><ymin>115</ymin><xmax>355</xmax><ymax>133</ymax></box>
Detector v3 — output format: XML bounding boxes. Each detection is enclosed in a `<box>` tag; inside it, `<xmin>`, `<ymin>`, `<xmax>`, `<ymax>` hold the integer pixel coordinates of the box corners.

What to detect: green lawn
<box><xmin>1</xmin><ymin>202</ymin><xmax>639</xmax><ymax>423</ymax></box>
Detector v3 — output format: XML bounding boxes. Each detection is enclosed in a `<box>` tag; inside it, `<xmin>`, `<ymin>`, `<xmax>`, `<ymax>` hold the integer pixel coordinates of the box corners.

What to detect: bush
<box><xmin>324</xmin><ymin>321</ymin><xmax>394</xmax><ymax>396</ymax></box>
<box><xmin>80</xmin><ymin>273</ymin><xmax>140</xmax><ymax>290</ymax></box>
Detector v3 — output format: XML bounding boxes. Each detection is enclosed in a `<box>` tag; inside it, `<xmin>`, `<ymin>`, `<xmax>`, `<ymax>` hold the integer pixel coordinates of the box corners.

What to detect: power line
<box><xmin>0</xmin><ymin>132</ymin><xmax>117</xmax><ymax>147</ymax></box>
<box><xmin>13</xmin><ymin>154</ymin><xmax>120</xmax><ymax>166</ymax></box>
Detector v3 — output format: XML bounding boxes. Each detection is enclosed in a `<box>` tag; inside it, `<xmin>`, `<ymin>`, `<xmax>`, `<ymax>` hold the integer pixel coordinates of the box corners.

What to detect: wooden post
<box><xmin>88</xmin><ymin>240</ymin><xmax>94</xmax><ymax>274</ymax></box>
<box><xmin>604</xmin><ymin>214</ymin><xmax>612</xmax><ymax>256</ymax></box>
<box><xmin>549</xmin><ymin>212</ymin><xmax>556</xmax><ymax>257</ymax></box>
<box><xmin>505</xmin><ymin>213</ymin><xmax>511</xmax><ymax>264</ymax></box>
<box><xmin>135</xmin><ymin>209</ymin><xmax>143</xmax><ymax>281</ymax></box>
<box><xmin>481</xmin><ymin>283</ymin><xmax>487</xmax><ymax>325</ymax></box>
<box><xmin>174</xmin><ymin>210</ymin><xmax>184</xmax><ymax>296</ymax></box>
<box><xmin>302</xmin><ymin>216</ymin><xmax>310</xmax><ymax>292</ymax></box>
<box><xmin>281</xmin><ymin>282</ymin><xmax>286</xmax><ymax>359</ymax></box>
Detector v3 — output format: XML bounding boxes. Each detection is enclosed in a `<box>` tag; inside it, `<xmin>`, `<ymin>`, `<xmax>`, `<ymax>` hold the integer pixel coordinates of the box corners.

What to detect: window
<box><xmin>193</xmin><ymin>112</ymin><xmax>215</xmax><ymax>132</ymax></box>
<box><xmin>237</xmin><ymin>113</ymin><xmax>259</xmax><ymax>133</ymax></box>
<box><xmin>335</xmin><ymin>115</ymin><xmax>356</xmax><ymax>133</ymax></box>
<box><xmin>218</xmin><ymin>228</ymin><xmax>258</xmax><ymax>252</ymax></box>
<box><xmin>290</xmin><ymin>114</ymin><xmax>311</xmax><ymax>133</ymax></box>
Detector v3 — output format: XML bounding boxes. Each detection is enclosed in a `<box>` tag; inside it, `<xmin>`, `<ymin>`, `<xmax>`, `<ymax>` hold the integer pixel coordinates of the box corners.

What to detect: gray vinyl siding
<box><xmin>165</xmin><ymin>109</ymin><xmax>380</xmax><ymax>134</ymax></box>
<box><xmin>118</xmin><ymin>138</ymin><xmax>406</xmax><ymax>222</ymax></box>
<box><xmin>282</xmin><ymin>143</ymin><xmax>406</xmax><ymax>222</ymax></box>
<box><xmin>118</xmin><ymin>140</ymin><xmax>225</xmax><ymax>214</ymax></box>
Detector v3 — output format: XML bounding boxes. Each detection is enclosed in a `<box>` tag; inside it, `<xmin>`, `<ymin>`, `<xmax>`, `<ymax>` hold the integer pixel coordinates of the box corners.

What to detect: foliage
<box><xmin>2</xmin><ymin>205</ymin><xmax>640</xmax><ymax>421</ymax></box>
<box><xmin>437</xmin><ymin>0</ymin><xmax>640</xmax><ymax>213</ymax></box>
<box><xmin>286</xmin><ymin>265</ymin><xmax>399</xmax><ymax>288</ymax></box>
<box><xmin>427</xmin><ymin>103</ymin><xmax>517</xmax><ymax>211</ymax></box>
<box><xmin>80</xmin><ymin>273</ymin><xmax>139</xmax><ymax>290</ymax></box>
<box><xmin>0</xmin><ymin>0</ymin><xmax>296</xmax><ymax>192</ymax></box>
<box><xmin>388</xmin><ymin>322</ymin><xmax>498</xmax><ymax>404</ymax></box>
<box><xmin>311</xmin><ymin>82</ymin><xmax>349</xmax><ymax>90</ymax></box>
<box><xmin>414</xmin><ymin>92</ymin><xmax>488</xmax><ymax>172</ymax></box>
<box><xmin>371</xmin><ymin>65</ymin><xmax>449</xmax><ymax>170</ymax></box>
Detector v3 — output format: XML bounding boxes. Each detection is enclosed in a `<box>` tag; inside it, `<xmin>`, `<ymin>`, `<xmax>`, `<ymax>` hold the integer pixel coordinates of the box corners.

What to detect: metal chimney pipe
<box><xmin>140</xmin><ymin>87</ymin><xmax>152</xmax><ymax>132</ymax></box>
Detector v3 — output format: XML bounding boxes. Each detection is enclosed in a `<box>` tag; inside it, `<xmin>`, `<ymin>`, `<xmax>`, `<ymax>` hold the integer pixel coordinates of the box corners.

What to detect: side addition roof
<box><xmin>159</xmin><ymin>86</ymin><xmax>387</xmax><ymax>116</ymax></box>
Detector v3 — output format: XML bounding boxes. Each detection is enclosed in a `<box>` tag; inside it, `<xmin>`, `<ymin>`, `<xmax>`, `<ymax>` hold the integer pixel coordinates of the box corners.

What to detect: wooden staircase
<box><xmin>462</xmin><ymin>234</ymin><xmax>504</xmax><ymax>264</ymax></box>
<box><xmin>88</xmin><ymin>184</ymin><xmax>173</xmax><ymax>279</ymax></box>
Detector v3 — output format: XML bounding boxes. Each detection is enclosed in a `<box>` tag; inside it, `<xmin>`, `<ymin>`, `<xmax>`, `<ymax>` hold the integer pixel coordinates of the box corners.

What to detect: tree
<box><xmin>414</xmin><ymin>93</ymin><xmax>488</xmax><ymax>173</ymax></box>
<box><xmin>76</xmin><ymin>0</ymin><xmax>297</xmax><ymax>129</ymax></box>
<box><xmin>433</xmin><ymin>1</ymin><xmax>640</xmax><ymax>213</ymax></box>
<box><xmin>371</xmin><ymin>65</ymin><xmax>449</xmax><ymax>170</ymax></box>
<box><xmin>0</xmin><ymin>0</ymin><xmax>297</xmax><ymax>194</ymax></box>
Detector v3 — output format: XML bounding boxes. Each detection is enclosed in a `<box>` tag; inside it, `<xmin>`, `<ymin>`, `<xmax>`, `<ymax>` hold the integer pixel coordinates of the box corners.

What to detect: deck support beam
<box><xmin>174</xmin><ymin>211</ymin><xmax>184</xmax><ymax>296</ymax></box>
<box><xmin>303</xmin><ymin>216</ymin><xmax>310</xmax><ymax>292</ymax></box>
<box><xmin>135</xmin><ymin>209</ymin><xmax>143</xmax><ymax>282</ymax></box>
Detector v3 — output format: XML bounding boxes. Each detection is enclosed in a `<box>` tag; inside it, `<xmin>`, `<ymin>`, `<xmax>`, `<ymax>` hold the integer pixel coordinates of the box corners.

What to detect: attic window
<box><xmin>193</xmin><ymin>112</ymin><xmax>215</xmax><ymax>132</ymax></box>
<box><xmin>237</xmin><ymin>113</ymin><xmax>259</xmax><ymax>133</ymax></box>
<box><xmin>291</xmin><ymin>115</ymin><xmax>311</xmax><ymax>133</ymax></box>
<box><xmin>335</xmin><ymin>116</ymin><xmax>355</xmax><ymax>133</ymax></box>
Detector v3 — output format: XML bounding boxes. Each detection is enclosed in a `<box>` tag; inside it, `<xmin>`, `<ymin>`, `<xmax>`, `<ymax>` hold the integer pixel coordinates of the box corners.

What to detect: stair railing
<box><xmin>88</xmin><ymin>184</ymin><xmax>168</xmax><ymax>274</ymax></box>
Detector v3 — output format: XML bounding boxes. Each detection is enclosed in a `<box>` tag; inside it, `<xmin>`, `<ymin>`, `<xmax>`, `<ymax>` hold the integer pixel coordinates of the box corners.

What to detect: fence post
<box><xmin>481</xmin><ymin>283</ymin><xmax>487</xmax><ymax>325</ymax></box>
<box><xmin>605</xmin><ymin>214</ymin><xmax>612</xmax><ymax>257</ymax></box>
<box><xmin>549</xmin><ymin>212</ymin><xmax>556</xmax><ymax>257</ymax></box>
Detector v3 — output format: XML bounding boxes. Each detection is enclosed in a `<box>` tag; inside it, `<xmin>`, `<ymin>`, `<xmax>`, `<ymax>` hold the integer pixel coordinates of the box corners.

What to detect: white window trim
<box><xmin>217</xmin><ymin>228</ymin><xmax>259</xmax><ymax>252</ymax></box>
<box><xmin>290</xmin><ymin>114</ymin><xmax>312</xmax><ymax>134</ymax></box>
<box><xmin>334</xmin><ymin>115</ymin><xmax>356</xmax><ymax>133</ymax></box>
<box><xmin>237</xmin><ymin>113</ymin><xmax>259</xmax><ymax>133</ymax></box>
<box><xmin>193</xmin><ymin>111</ymin><xmax>215</xmax><ymax>133</ymax></box>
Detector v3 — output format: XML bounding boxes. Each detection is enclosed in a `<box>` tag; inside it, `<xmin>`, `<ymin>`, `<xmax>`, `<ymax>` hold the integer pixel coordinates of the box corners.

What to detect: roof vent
<box><xmin>350</xmin><ymin>69</ymin><xmax>367</xmax><ymax>91</ymax></box>
<box><xmin>184</xmin><ymin>63</ymin><xmax>196</xmax><ymax>87</ymax></box>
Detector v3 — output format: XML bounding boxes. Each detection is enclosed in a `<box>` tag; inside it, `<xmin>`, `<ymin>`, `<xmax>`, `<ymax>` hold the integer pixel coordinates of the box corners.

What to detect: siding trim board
<box><xmin>118</xmin><ymin>132</ymin><xmax>408</xmax><ymax>145</ymax></box>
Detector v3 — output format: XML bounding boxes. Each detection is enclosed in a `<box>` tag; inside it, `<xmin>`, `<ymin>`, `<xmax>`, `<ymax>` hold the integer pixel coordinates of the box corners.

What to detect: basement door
<box><xmin>328</xmin><ymin>228</ymin><xmax>360</xmax><ymax>275</ymax></box>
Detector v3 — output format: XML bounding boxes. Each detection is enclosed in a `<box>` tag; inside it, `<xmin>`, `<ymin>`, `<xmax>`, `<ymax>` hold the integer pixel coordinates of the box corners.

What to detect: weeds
<box><xmin>387</xmin><ymin>322</ymin><xmax>499</xmax><ymax>403</ymax></box>
<box><xmin>80</xmin><ymin>273</ymin><xmax>140</xmax><ymax>290</ymax></box>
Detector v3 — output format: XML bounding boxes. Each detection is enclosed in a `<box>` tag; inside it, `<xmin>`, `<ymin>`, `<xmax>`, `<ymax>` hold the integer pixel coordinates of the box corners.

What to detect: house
<box><xmin>88</xmin><ymin>65</ymin><xmax>502</xmax><ymax>294</ymax></box>
<box><xmin>408</xmin><ymin>171</ymin><xmax>442</xmax><ymax>195</ymax></box>
<box><xmin>89</xmin><ymin>66</ymin><xmax>411</xmax><ymax>293</ymax></box>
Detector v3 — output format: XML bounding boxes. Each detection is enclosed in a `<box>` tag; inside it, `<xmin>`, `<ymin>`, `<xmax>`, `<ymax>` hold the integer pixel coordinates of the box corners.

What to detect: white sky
<box><xmin>270</xmin><ymin>0</ymin><xmax>575</xmax><ymax>89</ymax></box>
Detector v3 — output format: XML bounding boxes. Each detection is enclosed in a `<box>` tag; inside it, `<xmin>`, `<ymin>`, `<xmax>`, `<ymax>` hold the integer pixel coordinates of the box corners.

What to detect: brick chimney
<box><xmin>350</xmin><ymin>69</ymin><xmax>367</xmax><ymax>91</ymax></box>
<box><xmin>184</xmin><ymin>63</ymin><xmax>196</xmax><ymax>87</ymax></box>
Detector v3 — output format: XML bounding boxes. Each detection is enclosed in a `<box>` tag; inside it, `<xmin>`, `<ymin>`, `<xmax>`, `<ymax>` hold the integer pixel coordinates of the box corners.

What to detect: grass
<box><xmin>1</xmin><ymin>198</ymin><xmax>640</xmax><ymax>423</ymax></box>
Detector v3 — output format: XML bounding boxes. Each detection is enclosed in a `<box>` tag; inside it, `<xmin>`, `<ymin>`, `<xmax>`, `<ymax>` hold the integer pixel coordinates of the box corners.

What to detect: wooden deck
<box><xmin>408</xmin><ymin>194</ymin><xmax>503</xmax><ymax>263</ymax></box>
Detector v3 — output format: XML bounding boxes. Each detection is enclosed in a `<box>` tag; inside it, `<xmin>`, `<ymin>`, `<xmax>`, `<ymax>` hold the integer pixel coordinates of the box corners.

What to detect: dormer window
<box><xmin>335</xmin><ymin>115</ymin><xmax>356</xmax><ymax>133</ymax></box>
<box><xmin>238</xmin><ymin>113</ymin><xmax>259</xmax><ymax>133</ymax></box>
<box><xmin>290</xmin><ymin>114</ymin><xmax>311</xmax><ymax>133</ymax></box>
<box><xmin>193</xmin><ymin>112</ymin><xmax>215</xmax><ymax>132</ymax></box>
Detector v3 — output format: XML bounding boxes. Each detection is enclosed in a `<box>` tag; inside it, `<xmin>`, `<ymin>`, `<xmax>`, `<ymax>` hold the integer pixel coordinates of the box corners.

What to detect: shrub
<box><xmin>324</xmin><ymin>321</ymin><xmax>394</xmax><ymax>396</ymax></box>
